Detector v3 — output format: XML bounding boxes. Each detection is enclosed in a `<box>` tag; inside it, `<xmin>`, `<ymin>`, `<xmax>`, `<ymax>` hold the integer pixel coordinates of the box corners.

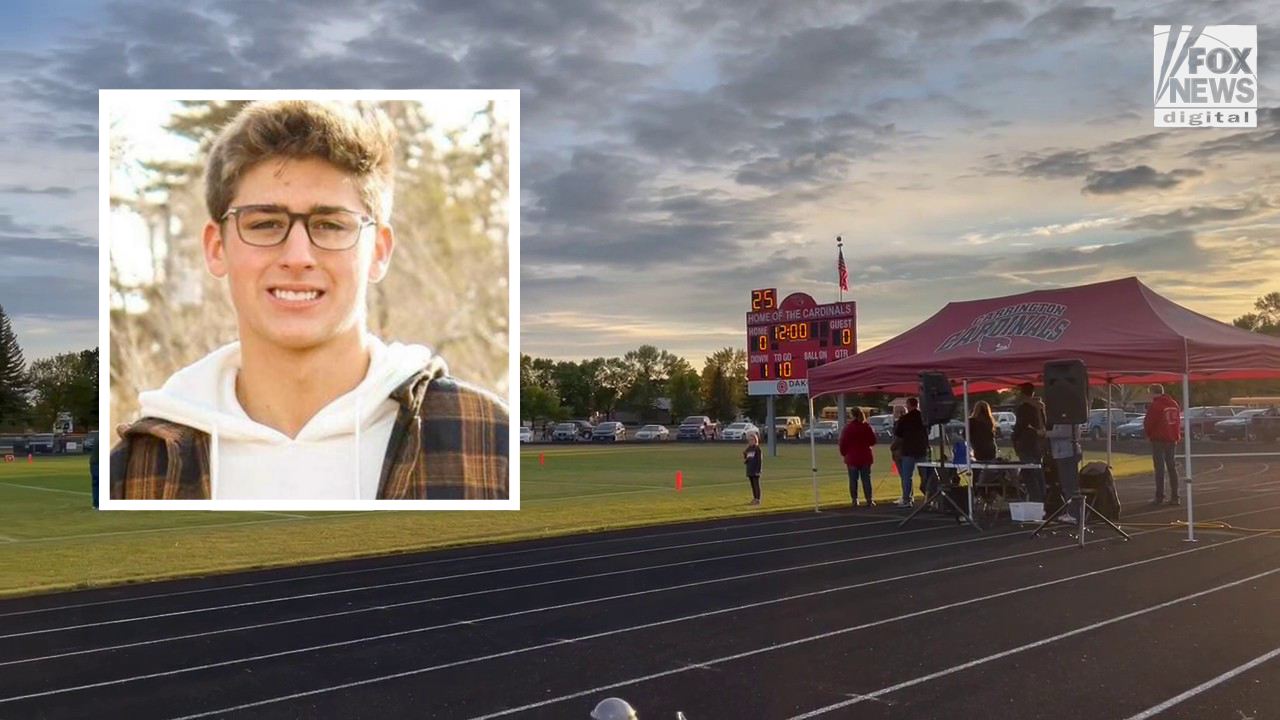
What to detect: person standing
<box><xmin>838</xmin><ymin>407</ymin><xmax>878</xmax><ymax>507</ymax></box>
<box><xmin>743</xmin><ymin>432</ymin><xmax>763</xmax><ymax>505</ymax></box>
<box><xmin>967</xmin><ymin>401</ymin><xmax>998</xmax><ymax>487</ymax></box>
<box><xmin>893</xmin><ymin>398</ymin><xmax>929</xmax><ymax>508</ymax></box>
<box><xmin>1143</xmin><ymin>383</ymin><xmax>1182</xmax><ymax>505</ymax></box>
<box><xmin>1011</xmin><ymin>382</ymin><xmax>1048</xmax><ymax>503</ymax></box>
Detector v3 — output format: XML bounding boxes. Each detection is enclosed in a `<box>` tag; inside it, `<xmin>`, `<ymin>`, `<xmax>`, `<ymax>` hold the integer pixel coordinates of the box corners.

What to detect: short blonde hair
<box><xmin>205</xmin><ymin>100</ymin><xmax>398</xmax><ymax>224</ymax></box>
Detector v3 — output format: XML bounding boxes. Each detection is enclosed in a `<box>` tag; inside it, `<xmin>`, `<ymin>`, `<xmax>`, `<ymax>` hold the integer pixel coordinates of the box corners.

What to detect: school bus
<box><xmin>1230</xmin><ymin>397</ymin><xmax>1280</xmax><ymax>408</ymax></box>
<box><xmin>819</xmin><ymin>405</ymin><xmax>880</xmax><ymax>421</ymax></box>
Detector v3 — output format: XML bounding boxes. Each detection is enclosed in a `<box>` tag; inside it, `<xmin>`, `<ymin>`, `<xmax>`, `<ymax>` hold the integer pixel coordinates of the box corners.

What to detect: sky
<box><xmin>0</xmin><ymin>0</ymin><xmax>1276</xmax><ymax>367</ymax></box>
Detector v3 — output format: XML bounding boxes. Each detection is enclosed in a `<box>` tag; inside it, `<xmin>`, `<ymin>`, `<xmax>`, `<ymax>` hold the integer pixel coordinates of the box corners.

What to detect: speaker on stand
<box><xmin>1032</xmin><ymin>359</ymin><xmax>1131</xmax><ymax>547</ymax></box>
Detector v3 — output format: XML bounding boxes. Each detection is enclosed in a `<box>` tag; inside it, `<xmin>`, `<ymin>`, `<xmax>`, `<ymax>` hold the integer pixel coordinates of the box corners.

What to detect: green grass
<box><xmin>0</xmin><ymin>446</ymin><xmax>1155</xmax><ymax>597</ymax></box>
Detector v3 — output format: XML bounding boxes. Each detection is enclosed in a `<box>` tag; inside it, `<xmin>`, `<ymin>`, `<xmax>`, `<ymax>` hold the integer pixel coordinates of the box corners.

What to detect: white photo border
<box><xmin>98</xmin><ymin>88</ymin><xmax>521</xmax><ymax>511</ymax></box>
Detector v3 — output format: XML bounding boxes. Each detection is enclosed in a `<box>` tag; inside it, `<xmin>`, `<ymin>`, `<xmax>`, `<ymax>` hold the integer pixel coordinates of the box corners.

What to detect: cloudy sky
<box><xmin>1</xmin><ymin>0</ymin><xmax>1276</xmax><ymax>368</ymax></box>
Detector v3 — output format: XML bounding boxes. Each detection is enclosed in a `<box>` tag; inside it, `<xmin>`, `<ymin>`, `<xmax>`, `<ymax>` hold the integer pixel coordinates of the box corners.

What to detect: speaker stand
<box><xmin>1030</xmin><ymin>491</ymin><xmax>1131</xmax><ymax>548</ymax></box>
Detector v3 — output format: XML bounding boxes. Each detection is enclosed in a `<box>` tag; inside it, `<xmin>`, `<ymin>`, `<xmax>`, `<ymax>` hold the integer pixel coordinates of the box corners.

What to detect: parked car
<box><xmin>27</xmin><ymin>434</ymin><xmax>56</xmax><ymax>454</ymax></box>
<box><xmin>84</xmin><ymin>430</ymin><xmax>98</xmax><ymax>454</ymax></box>
<box><xmin>720</xmin><ymin>422</ymin><xmax>760</xmax><ymax>441</ymax></box>
<box><xmin>803</xmin><ymin>420</ymin><xmax>840</xmax><ymax>441</ymax></box>
<box><xmin>867</xmin><ymin>414</ymin><xmax>895</xmax><ymax>441</ymax></box>
<box><xmin>1248</xmin><ymin>406</ymin><xmax>1280</xmax><ymax>442</ymax></box>
<box><xmin>774</xmin><ymin>416</ymin><xmax>804</xmax><ymax>439</ymax></box>
<box><xmin>1078</xmin><ymin>408</ymin><xmax>1130</xmax><ymax>440</ymax></box>
<box><xmin>1115</xmin><ymin>420</ymin><xmax>1146</xmax><ymax>441</ymax></box>
<box><xmin>993</xmin><ymin>412</ymin><xmax>1017</xmax><ymax>439</ymax></box>
<box><xmin>553</xmin><ymin>421</ymin><xmax>593</xmax><ymax>442</ymax></box>
<box><xmin>927</xmin><ymin>420</ymin><xmax>967</xmax><ymax>446</ymax></box>
<box><xmin>519</xmin><ymin>426</ymin><xmax>533</xmax><ymax>443</ymax></box>
<box><xmin>678</xmin><ymin>416</ymin><xmax>718</xmax><ymax>440</ymax></box>
<box><xmin>1213</xmin><ymin>408</ymin><xmax>1272</xmax><ymax>441</ymax></box>
<box><xmin>1185</xmin><ymin>406</ymin><xmax>1245</xmax><ymax>440</ymax></box>
<box><xmin>591</xmin><ymin>421</ymin><xmax>627</xmax><ymax>442</ymax></box>
<box><xmin>633</xmin><ymin>424</ymin><xmax>670</xmax><ymax>442</ymax></box>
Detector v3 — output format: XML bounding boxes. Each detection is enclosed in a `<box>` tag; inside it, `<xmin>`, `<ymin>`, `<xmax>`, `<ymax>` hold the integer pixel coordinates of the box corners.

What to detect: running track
<box><xmin>0</xmin><ymin>457</ymin><xmax>1277</xmax><ymax>719</ymax></box>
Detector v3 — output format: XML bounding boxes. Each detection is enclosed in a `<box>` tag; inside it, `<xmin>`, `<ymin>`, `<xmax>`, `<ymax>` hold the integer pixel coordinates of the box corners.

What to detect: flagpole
<box><xmin>836</xmin><ymin>235</ymin><xmax>843</xmax><ymax>303</ymax></box>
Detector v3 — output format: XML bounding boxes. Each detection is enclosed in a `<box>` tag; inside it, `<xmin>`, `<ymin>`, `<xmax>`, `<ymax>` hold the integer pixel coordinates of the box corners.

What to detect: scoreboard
<box><xmin>746</xmin><ymin>288</ymin><xmax>857</xmax><ymax>396</ymax></box>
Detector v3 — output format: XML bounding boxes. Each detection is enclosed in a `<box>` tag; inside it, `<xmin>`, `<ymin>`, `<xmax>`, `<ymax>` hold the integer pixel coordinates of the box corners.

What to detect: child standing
<box><xmin>743</xmin><ymin>433</ymin><xmax>763</xmax><ymax>505</ymax></box>
<box><xmin>838</xmin><ymin>407</ymin><xmax>878</xmax><ymax>507</ymax></box>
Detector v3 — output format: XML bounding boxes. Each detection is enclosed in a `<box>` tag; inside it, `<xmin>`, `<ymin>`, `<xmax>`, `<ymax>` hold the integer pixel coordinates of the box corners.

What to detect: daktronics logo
<box><xmin>935</xmin><ymin>302</ymin><xmax>1071</xmax><ymax>355</ymax></box>
<box><xmin>1154</xmin><ymin>25</ymin><xmax>1257</xmax><ymax>128</ymax></box>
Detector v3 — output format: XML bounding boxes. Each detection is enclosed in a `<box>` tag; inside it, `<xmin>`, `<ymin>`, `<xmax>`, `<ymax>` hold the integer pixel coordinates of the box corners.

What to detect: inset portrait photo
<box><xmin>100</xmin><ymin>90</ymin><xmax>517</xmax><ymax>510</ymax></box>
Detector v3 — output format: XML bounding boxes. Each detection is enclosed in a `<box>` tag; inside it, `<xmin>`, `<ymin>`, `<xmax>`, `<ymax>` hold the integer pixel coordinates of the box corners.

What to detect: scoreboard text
<box><xmin>746</xmin><ymin>288</ymin><xmax>857</xmax><ymax>396</ymax></box>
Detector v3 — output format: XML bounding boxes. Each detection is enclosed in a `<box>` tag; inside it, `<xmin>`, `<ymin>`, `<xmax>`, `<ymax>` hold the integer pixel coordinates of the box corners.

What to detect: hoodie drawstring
<box><xmin>211</xmin><ymin>421</ymin><xmax>220</xmax><ymax>501</ymax></box>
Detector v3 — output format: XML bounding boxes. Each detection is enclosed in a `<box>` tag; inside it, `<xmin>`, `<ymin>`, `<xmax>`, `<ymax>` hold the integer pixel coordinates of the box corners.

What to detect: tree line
<box><xmin>521</xmin><ymin>291</ymin><xmax>1280</xmax><ymax>425</ymax></box>
<box><xmin>0</xmin><ymin>306</ymin><xmax>98</xmax><ymax>434</ymax></box>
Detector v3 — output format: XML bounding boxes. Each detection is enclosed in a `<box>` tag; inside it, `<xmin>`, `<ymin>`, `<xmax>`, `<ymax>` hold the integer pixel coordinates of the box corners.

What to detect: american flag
<box><xmin>837</xmin><ymin>246</ymin><xmax>849</xmax><ymax>292</ymax></box>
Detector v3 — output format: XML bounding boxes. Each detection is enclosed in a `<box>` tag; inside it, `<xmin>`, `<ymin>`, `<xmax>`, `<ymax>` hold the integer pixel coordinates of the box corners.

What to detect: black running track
<box><xmin>1</xmin><ymin>457</ymin><xmax>1278</xmax><ymax>720</ymax></box>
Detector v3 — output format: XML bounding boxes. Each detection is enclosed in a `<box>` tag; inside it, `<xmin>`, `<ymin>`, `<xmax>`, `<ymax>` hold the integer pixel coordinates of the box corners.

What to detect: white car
<box><xmin>519</xmin><ymin>426</ymin><xmax>533</xmax><ymax>443</ymax></box>
<box><xmin>720</xmin><ymin>422</ymin><xmax>760</xmax><ymax>441</ymax></box>
<box><xmin>633</xmin><ymin>424</ymin><xmax>670</xmax><ymax>441</ymax></box>
<box><xmin>994</xmin><ymin>412</ymin><xmax>1017</xmax><ymax>438</ymax></box>
<box><xmin>803</xmin><ymin>420</ymin><xmax>840</xmax><ymax>440</ymax></box>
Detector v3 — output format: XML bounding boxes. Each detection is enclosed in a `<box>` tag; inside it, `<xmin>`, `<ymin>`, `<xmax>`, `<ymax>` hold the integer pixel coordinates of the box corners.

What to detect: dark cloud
<box><xmin>0</xmin><ymin>185</ymin><xmax>76</xmax><ymax>198</ymax></box>
<box><xmin>1186</xmin><ymin>108</ymin><xmax>1280</xmax><ymax>159</ymax></box>
<box><xmin>869</xmin><ymin>1</ymin><xmax>1026</xmax><ymax>40</ymax></box>
<box><xmin>528</xmin><ymin>150</ymin><xmax>647</xmax><ymax>224</ymax></box>
<box><xmin>971</xmin><ymin>37</ymin><xmax>1031</xmax><ymax>59</ymax></box>
<box><xmin>0</xmin><ymin>232</ymin><xmax>97</xmax><ymax>264</ymax></box>
<box><xmin>1124</xmin><ymin>196</ymin><xmax>1274</xmax><ymax>231</ymax></box>
<box><xmin>718</xmin><ymin>24</ymin><xmax>908</xmax><ymax>111</ymax></box>
<box><xmin>1081</xmin><ymin>166</ymin><xmax>1203</xmax><ymax>195</ymax></box>
<box><xmin>1020</xmin><ymin>150</ymin><xmax>1094</xmax><ymax>179</ymax></box>
<box><xmin>0</xmin><ymin>275</ymin><xmax>98</xmax><ymax>321</ymax></box>
<box><xmin>1025</xmin><ymin>4</ymin><xmax>1116</xmax><ymax>39</ymax></box>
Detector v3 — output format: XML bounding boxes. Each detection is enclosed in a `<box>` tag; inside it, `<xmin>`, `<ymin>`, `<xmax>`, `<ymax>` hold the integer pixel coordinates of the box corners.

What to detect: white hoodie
<box><xmin>136</xmin><ymin>335</ymin><xmax>446</xmax><ymax>500</ymax></box>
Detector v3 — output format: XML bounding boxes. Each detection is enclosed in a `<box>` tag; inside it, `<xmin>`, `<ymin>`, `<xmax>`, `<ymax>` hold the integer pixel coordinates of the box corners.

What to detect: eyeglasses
<box><xmin>221</xmin><ymin>205</ymin><xmax>376</xmax><ymax>251</ymax></box>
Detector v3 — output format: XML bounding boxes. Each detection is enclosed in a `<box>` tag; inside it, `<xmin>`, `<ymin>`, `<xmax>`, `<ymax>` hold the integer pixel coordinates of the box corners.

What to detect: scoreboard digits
<box><xmin>746</xmin><ymin>288</ymin><xmax>857</xmax><ymax>395</ymax></box>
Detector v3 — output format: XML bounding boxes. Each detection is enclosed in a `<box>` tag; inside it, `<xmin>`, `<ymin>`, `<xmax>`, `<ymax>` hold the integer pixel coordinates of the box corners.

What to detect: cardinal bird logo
<box><xmin>979</xmin><ymin>335</ymin><xmax>1012</xmax><ymax>354</ymax></box>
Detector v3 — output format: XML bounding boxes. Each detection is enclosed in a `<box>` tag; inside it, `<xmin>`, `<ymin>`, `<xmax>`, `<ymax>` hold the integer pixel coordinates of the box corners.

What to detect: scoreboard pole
<box><xmin>837</xmin><ymin>395</ymin><xmax>847</xmax><ymax>434</ymax></box>
<box><xmin>766</xmin><ymin>395</ymin><xmax>777</xmax><ymax>457</ymax></box>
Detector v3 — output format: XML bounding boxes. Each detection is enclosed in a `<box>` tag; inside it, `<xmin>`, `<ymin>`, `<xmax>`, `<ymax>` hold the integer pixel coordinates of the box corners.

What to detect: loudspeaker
<box><xmin>918</xmin><ymin>371</ymin><xmax>957</xmax><ymax>424</ymax></box>
<box><xmin>1043</xmin><ymin>360</ymin><xmax>1089</xmax><ymax>425</ymax></box>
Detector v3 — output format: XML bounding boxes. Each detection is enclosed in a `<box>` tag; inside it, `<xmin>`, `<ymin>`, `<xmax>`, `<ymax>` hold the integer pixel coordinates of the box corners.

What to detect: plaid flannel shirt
<box><xmin>109</xmin><ymin>371</ymin><xmax>509</xmax><ymax>500</ymax></box>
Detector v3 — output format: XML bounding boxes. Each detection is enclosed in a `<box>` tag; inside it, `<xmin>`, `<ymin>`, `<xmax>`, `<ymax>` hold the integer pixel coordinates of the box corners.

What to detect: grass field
<box><xmin>0</xmin><ymin>445</ymin><xmax>1155</xmax><ymax>597</ymax></box>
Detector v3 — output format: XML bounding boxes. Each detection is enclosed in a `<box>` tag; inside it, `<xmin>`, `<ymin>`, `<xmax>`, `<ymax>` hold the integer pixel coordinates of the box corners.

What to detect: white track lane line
<box><xmin>13</xmin><ymin>499</ymin><xmax>1280</xmax><ymax>706</ymax></box>
<box><xmin>0</xmin><ymin>510</ymin><xmax>852</xmax><ymax>618</ymax></box>
<box><xmin>1122</xmin><ymin>646</ymin><xmax>1280</xmax><ymax>720</ymax></box>
<box><xmin>787</xmin><ymin>566</ymin><xmax>1280</xmax><ymax>719</ymax></box>
<box><xmin>6</xmin><ymin>469</ymin><xmax>1277</xmax><ymax>645</ymax></box>
<box><xmin>0</xmin><ymin>523</ymin><xmax>951</xmax><ymax>640</ymax></box>
<box><xmin>160</xmin><ymin>529</ymin><xmax>1273</xmax><ymax>720</ymax></box>
<box><xmin>0</xmin><ymin>529</ymin><xmax>1025</xmax><ymax>702</ymax></box>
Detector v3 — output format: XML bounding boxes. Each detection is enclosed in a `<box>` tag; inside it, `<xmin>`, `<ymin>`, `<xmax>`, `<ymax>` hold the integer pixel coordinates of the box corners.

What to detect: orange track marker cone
<box><xmin>28</xmin><ymin>453</ymin><xmax>33</xmax><ymax>464</ymax></box>
<box><xmin>539</xmin><ymin>453</ymin><xmax>545</xmax><ymax>466</ymax></box>
<box><xmin>676</xmin><ymin>471</ymin><xmax>683</xmax><ymax>491</ymax></box>
<box><xmin>891</xmin><ymin>461</ymin><xmax>898</xmax><ymax>475</ymax></box>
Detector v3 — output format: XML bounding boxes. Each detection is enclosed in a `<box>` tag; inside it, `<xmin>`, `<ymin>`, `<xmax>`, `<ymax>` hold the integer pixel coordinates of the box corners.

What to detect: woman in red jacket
<box><xmin>838</xmin><ymin>407</ymin><xmax>878</xmax><ymax>507</ymax></box>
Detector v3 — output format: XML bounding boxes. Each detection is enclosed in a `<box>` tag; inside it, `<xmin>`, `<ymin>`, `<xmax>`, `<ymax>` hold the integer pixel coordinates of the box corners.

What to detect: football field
<box><xmin>0</xmin><ymin>446</ymin><xmax>1156</xmax><ymax>596</ymax></box>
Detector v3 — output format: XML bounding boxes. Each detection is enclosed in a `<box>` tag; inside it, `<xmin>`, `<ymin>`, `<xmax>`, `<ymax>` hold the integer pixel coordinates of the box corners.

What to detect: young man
<box><xmin>1044</xmin><ymin>421</ymin><xmax>1082</xmax><ymax>523</ymax></box>
<box><xmin>110</xmin><ymin>100</ymin><xmax>508</xmax><ymax>501</ymax></box>
<box><xmin>742</xmin><ymin>432</ymin><xmax>763</xmax><ymax>505</ymax></box>
<box><xmin>1142</xmin><ymin>383</ymin><xmax>1181</xmax><ymax>505</ymax></box>
<box><xmin>1011</xmin><ymin>382</ymin><xmax>1047</xmax><ymax>503</ymax></box>
<box><xmin>892</xmin><ymin>397</ymin><xmax>929</xmax><ymax>508</ymax></box>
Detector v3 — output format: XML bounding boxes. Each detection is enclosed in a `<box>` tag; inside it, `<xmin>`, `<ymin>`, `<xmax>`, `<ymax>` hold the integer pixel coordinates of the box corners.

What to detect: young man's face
<box><xmin>203</xmin><ymin>157</ymin><xmax>394</xmax><ymax>354</ymax></box>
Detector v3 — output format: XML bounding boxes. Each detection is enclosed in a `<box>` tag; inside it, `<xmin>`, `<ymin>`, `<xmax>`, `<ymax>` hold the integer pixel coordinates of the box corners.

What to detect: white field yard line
<box><xmin>0</xmin><ymin>482</ymin><xmax>89</xmax><ymax>496</ymax></box>
<box><xmin>1122</xmin><ymin>645</ymin><xmax>1280</xmax><ymax>720</ymax></box>
<box><xmin>9</xmin><ymin>496</ymin><xmax>1280</xmax><ymax>688</ymax></box>
<box><xmin>0</xmin><ymin>529</ymin><xmax>1028</xmax><ymax>701</ymax></box>
<box><xmin>0</xmin><ymin>511</ymin><xmax>853</xmax><ymax>619</ymax></box>
<box><xmin>785</xmin><ymin>564</ymin><xmax>1280</xmax><ymax>719</ymax></box>
<box><xmin>0</xmin><ymin>522</ymin><xmax>955</xmax><ymax>640</ymax></box>
<box><xmin>164</xmin><ymin>528</ymin><xmax>1274</xmax><ymax>720</ymax></box>
<box><xmin>6</xmin><ymin>468</ymin><xmax>1277</xmax><ymax>638</ymax></box>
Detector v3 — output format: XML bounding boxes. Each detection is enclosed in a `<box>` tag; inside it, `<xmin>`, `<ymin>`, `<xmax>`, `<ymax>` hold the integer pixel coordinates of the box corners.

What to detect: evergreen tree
<box><xmin>0</xmin><ymin>306</ymin><xmax>28</xmax><ymax>428</ymax></box>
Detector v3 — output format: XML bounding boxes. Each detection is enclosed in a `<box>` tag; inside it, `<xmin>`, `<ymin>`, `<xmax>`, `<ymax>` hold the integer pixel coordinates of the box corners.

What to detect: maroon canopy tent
<box><xmin>802</xmin><ymin>277</ymin><xmax>1280</xmax><ymax>537</ymax></box>
<box><xmin>809</xmin><ymin>276</ymin><xmax>1280</xmax><ymax>396</ymax></box>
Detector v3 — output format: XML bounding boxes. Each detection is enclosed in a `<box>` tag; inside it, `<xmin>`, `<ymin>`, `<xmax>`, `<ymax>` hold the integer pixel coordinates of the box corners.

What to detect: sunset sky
<box><xmin>0</xmin><ymin>0</ymin><xmax>1275</xmax><ymax>367</ymax></box>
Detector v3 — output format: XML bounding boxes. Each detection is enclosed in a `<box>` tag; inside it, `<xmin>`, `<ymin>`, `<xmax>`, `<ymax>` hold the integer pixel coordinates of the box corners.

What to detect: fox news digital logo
<box><xmin>1154</xmin><ymin>25</ymin><xmax>1257</xmax><ymax>128</ymax></box>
